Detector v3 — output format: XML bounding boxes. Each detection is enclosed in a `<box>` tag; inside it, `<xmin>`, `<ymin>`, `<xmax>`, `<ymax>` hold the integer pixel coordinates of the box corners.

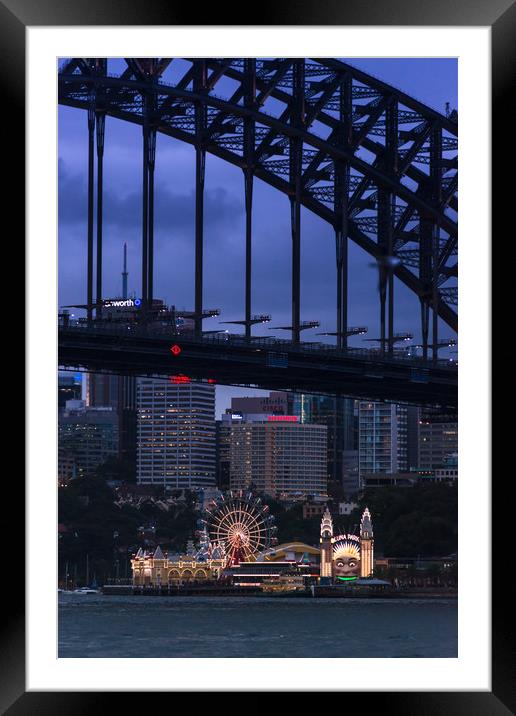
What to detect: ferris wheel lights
<box><xmin>202</xmin><ymin>491</ymin><xmax>274</xmax><ymax>567</ymax></box>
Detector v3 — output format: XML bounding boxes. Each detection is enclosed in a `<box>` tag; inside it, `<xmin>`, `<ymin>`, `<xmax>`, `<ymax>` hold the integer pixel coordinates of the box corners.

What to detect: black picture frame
<box><xmin>6</xmin><ymin>0</ymin><xmax>510</xmax><ymax>710</ymax></box>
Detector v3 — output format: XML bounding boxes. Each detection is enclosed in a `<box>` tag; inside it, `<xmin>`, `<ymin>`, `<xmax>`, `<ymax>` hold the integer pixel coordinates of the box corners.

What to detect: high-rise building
<box><xmin>57</xmin><ymin>448</ymin><xmax>77</xmax><ymax>484</ymax></box>
<box><xmin>418</xmin><ymin>409</ymin><xmax>458</xmax><ymax>470</ymax></box>
<box><xmin>86</xmin><ymin>371</ymin><xmax>138</xmax><ymax>413</ymax></box>
<box><xmin>85</xmin><ymin>372</ymin><xmax>137</xmax><ymax>479</ymax></box>
<box><xmin>117</xmin><ymin>375</ymin><xmax>137</xmax><ymax>474</ymax></box>
<box><xmin>58</xmin><ymin>401</ymin><xmax>119</xmax><ymax>478</ymax></box>
<box><xmin>215</xmin><ymin>419</ymin><xmax>232</xmax><ymax>491</ymax></box>
<box><xmin>292</xmin><ymin>394</ymin><xmax>357</xmax><ymax>487</ymax></box>
<box><xmin>58</xmin><ymin>374</ymin><xmax>82</xmax><ymax>408</ymax></box>
<box><xmin>406</xmin><ymin>405</ymin><xmax>421</xmax><ymax>471</ymax></box>
<box><xmin>342</xmin><ymin>449</ymin><xmax>360</xmax><ymax>497</ymax></box>
<box><xmin>231</xmin><ymin>391</ymin><xmax>291</xmax><ymax>416</ymax></box>
<box><xmin>358</xmin><ymin>402</ymin><xmax>408</xmax><ymax>484</ymax></box>
<box><xmin>86</xmin><ymin>373</ymin><xmax>120</xmax><ymax>408</ymax></box>
<box><xmin>137</xmin><ymin>378</ymin><xmax>216</xmax><ymax>489</ymax></box>
<box><xmin>227</xmin><ymin>413</ymin><xmax>327</xmax><ymax>498</ymax></box>
<box><xmin>434</xmin><ymin>453</ymin><xmax>458</xmax><ymax>482</ymax></box>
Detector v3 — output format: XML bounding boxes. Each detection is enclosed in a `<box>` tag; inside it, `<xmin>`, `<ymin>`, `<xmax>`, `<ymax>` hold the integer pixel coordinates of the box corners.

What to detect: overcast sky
<box><xmin>58</xmin><ymin>58</ymin><xmax>458</xmax><ymax>417</ymax></box>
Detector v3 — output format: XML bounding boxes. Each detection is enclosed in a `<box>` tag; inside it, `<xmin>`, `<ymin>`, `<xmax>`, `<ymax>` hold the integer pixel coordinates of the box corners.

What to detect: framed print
<box><xmin>6</xmin><ymin>0</ymin><xmax>512</xmax><ymax>710</ymax></box>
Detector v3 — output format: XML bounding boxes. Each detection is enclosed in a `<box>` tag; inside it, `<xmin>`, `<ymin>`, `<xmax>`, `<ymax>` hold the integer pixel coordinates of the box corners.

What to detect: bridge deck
<box><xmin>58</xmin><ymin>324</ymin><xmax>457</xmax><ymax>410</ymax></box>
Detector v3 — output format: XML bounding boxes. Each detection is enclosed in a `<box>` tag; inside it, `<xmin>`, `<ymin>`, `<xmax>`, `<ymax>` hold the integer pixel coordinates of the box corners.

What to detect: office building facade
<box><xmin>85</xmin><ymin>372</ymin><xmax>137</xmax><ymax>478</ymax></box>
<box><xmin>342</xmin><ymin>449</ymin><xmax>360</xmax><ymax>497</ymax></box>
<box><xmin>292</xmin><ymin>394</ymin><xmax>357</xmax><ymax>487</ymax></box>
<box><xmin>215</xmin><ymin>420</ymin><xmax>232</xmax><ymax>491</ymax></box>
<box><xmin>231</xmin><ymin>391</ymin><xmax>291</xmax><ymax>416</ymax></box>
<box><xmin>228</xmin><ymin>414</ymin><xmax>327</xmax><ymax>498</ymax></box>
<box><xmin>58</xmin><ymin>374</ymin><xmax>82</xmax><ymax>409</ymax></box>
<box><xmin>58</xmin><ymin>401</ymin><xmax>119</xmax><ymax>479</ymax></box>
<box><xmin>358</xmin><ymin>402</ymin><xmax>408</xmax><ymax>484</ymax></box>
<box><xmin>418</xmin><ymin>410</ymin><xmax>458</xmax><ymax>470</ymax></box>
<box><xmin>137</xmin><ymin>379</ymin><xmax>216</xmax><ymax>488</ymax></box>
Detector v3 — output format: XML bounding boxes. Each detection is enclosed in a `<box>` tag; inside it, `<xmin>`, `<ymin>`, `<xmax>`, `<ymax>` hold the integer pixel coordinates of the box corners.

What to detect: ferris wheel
<box><xmin>200</xmin><ymin>491</ymin><xmax>277</xmax><ymax>566</ymax></box>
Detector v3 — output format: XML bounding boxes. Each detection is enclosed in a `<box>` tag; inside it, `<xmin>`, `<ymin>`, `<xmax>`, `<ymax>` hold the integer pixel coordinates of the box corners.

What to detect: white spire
<box><xmin>320</xmin><ymin>506</ymin><xmax>333</xmax><ymax>538</ymax></box>
<box><xmin>360</xmin><ymin>507</ymin><xmax>373</xmax><ymax>537</ymax></box>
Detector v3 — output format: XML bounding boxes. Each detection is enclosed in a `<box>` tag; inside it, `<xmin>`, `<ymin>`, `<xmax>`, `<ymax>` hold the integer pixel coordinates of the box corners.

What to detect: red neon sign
<box><xmin>267</xmin><ymin>415</ymin><xmax>298</xmax><ymax>422</ymax></box>
<box><xmin>170</xmin><ymin>344</ymin><xmax>182</xmax><ymax>356</ymax></box>
<box><xmin>170</xmin><ymin>374</ymin><xmax>191</xmax><ymax>384</ymax></box>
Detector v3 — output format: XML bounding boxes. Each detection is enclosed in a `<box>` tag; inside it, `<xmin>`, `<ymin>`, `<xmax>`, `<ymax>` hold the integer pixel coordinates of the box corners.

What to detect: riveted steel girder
<box><xmin>59</xmin><ymin>58</ymin><xmax>458</xmax><ymax>333</ymax></box>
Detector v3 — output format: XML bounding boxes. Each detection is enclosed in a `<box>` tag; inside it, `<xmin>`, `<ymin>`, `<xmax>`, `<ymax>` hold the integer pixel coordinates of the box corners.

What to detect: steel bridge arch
<box><xmin>58</xmin><ymin>57</ymin><xmax>458</xmax><ymax>354</ymax></box>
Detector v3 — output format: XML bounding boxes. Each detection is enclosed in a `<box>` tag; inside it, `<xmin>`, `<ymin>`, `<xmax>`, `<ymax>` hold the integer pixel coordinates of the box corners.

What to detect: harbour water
<box><xmin>59</xmin><ymin>594</ymin><xmax>457</xmax><ymax>658</ymax></box>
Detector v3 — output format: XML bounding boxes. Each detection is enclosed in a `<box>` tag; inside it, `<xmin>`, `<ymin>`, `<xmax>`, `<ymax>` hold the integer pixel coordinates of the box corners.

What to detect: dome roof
<box><xmin>257</xmin><ymin>542</ymin><xmax>320</xmax><ymax>561</ymax></box>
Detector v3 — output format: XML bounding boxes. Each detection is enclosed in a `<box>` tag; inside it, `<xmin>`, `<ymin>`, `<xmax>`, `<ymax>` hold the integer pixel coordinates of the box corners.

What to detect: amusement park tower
<box><xmin>360</xmin><ymin>507</ymin><xmax>374</xmax><ymax>577</ymax></box>
<box><xmin>318</xmin><ymin>506</ymin><xmax>375</xmax><ymax>582</ymax></box>
<box><xmin>320</xmin><ymin>507</ymin><xmax>334</xmax><ymax>580</ymax></box>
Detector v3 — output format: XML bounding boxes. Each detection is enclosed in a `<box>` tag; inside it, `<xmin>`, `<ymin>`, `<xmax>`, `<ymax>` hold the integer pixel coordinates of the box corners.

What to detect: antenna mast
<box><xmin>122</xmin><ymin>243</ymin><xmax>128</xmax><ymax>299</ymax></box>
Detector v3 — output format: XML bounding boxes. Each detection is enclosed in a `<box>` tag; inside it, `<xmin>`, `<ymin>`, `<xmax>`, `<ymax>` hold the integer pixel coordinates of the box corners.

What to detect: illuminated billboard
<box><xmin>103</xmin><ymin>297</ymin><xmax>141</xmax><ymax>308</ymax></box>
<box><xmin>332</xmin><ymin>534</ymin><xmax>361</xmax><ymax>580</ymax></box>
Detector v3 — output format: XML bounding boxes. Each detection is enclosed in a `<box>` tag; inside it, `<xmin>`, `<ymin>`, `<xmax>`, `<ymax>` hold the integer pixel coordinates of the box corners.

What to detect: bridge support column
<box><xmin>334</xmin><ymin>74</ymin><xmax>352</xmax><ymax>351</ymax></box>
<box><xmin>377</xmin><ymin>188</ymin><xmax>391</xmax><ymax>358</ymax></box>
<box><xmin>244</xmin><ymin>169</ymin><xmax>253</xmax><ymax>339</ymax></box>
<box><xmin>419</xmin><ymin>127</ymin><xmax>443</xmax><ymax>364</ymax></box>
<box><xmin>419</xmin><ymin>215</ymin><xmax>433</xmax><ymax>361</ymax></box>
<box><xmin>141</xmin><ymin>89</ymin><xmax>157</xmax><ymax>319</ymax></box>
<box><xmin>335</xmin><ymin>229</ymin><xmax>348</xmax><ymax>350</ymax></box>
<box><xmin>290</xmin><ymin>194</ymin><xmax>301</xmax><ymax>345</ymax></box>
<box><xmin>194</xmin><ymin>61</ymin><xmax>207</xmax><ymax>337</ymax></box>
<box><xmin>141</xmin><ymin>125</ymin><xmax>149</xmax><ymax>316</ymax></box>
<box><xmin>432</xmin><ymin>233</ymin><xmax>439</xmax><ymax>364</ymax></box>
<box><xmin>430</xmin><ymin>127</ymin><xmax>442</xmax><ymax>365</ymax></box>
<box><xmin>87</xmin><ymin>99</ymin><xmax>95</xmax><ymax>325</ymax></box>
<box><xmin>148</xmin><ymin>128</ymin><xmax>156</xmax><ymax>308</ymax></box>
<box><xmin>195</xmin><ymin>147</ymin><xmax>206</xmax><ymax>337</ymax></box>
<box><xmin>381</xmin><ymin>99</ymin><xmax>398</xmax><ymax>357</ymax></box>
<box><xmin>290</xmin><ymin>59</ymin><xmax>305</xmax><ymax>346</ymax></box>
<box><xmin>95</xmin><ymin>111</ymin><xmax>105</xmax><ymax>320</ymax></box>
<box><xmin>243</xmin><ymin>58</ymin><xmax>256</xmax><ymax>340</ymax></box>
<box><xmin>388</xmin><ymin>274</ymin><xmax>394</xmax><ymax>355</ymax></box>
<box><xmin>420</xmin><ymin>298</ymin><xmax>430</xmax><ymax>361</ymax></box>
<box><xmin>377</xmin><ymin>204</ymin><xmax>395</xmax><ymax>358</ymax></box>
<box><xmin>378</xmin><ymin>262</ymin><xmax>387</xmax><ymax>357</ymax></box>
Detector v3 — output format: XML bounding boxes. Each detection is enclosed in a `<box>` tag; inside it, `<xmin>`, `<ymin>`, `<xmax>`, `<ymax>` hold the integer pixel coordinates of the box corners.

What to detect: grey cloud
<box><xmin>58</xmin><ymin>157</ymin><xmax>243</xmax><ymax>237</ymax></box>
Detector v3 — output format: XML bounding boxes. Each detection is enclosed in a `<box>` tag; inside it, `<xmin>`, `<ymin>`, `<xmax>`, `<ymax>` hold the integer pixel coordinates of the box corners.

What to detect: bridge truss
<box><xmin>58</xmin><ymin>57</ymin><xmax>458</xmax><ymax>362</ymax></box>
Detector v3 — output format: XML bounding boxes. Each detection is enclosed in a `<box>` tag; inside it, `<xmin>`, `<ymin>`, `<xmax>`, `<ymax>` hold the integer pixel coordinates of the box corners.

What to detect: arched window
<box><xmin>168</xmin><ymin>569</ymin><xmax>181</xmax><ymax>585</ymax></box>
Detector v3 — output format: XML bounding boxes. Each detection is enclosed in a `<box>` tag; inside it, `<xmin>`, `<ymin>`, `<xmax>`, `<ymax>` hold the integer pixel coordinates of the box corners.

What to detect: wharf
<box><xmin>102</xmin><ymin>584</ymin><xmax>262</xmax><ymax>597</ymax></box>
<box><xmin>102</xmin><ymin>584</ymin><xmax>457</xmax><ymax>599</ymax></box>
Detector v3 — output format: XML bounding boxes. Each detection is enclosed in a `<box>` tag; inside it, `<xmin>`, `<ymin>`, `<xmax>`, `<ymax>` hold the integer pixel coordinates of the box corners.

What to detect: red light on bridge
<box><xmin>170</xmin><ymin>374</ymin><xmax>191</xmax><ymax>384</ymax></box>
<box><xmin>170</xmin><ymin>344</ymin><xmax>182</xmax><ymax>356</ymax></box>
<box><xmin>207</xmin><ymin>378</ymin><xmax>217</xmax><ymax>384</ymax></box>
